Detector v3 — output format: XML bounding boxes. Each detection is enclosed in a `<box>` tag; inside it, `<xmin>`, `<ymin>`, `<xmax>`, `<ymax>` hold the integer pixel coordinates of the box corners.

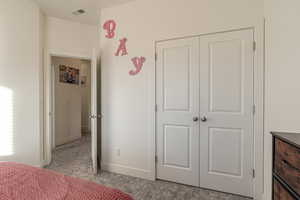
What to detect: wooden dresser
<box><xmin>271</xmin><ymin>132</ymin><xmax>300</xmax><ymax>200</ymax></box>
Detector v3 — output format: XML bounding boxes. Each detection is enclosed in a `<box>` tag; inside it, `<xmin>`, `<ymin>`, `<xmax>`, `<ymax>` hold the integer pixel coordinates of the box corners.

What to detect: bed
<box><xmin>0</xmin><ymin>162</ymin><xmax>133</xmax><ymax>200</ymax></box>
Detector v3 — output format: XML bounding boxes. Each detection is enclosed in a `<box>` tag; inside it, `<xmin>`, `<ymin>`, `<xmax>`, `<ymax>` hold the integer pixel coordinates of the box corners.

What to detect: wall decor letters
<box><xmin>129</xmin><ymin>57</ymin><xmax>146</xmax><ymax>76</ymax></box>
<box><xmin>103</xmin><ymin>20</ymin><xmax>116</xmax><ymax>39</ymax></box>
<box><xmin>115</xmin><ymin>38</ymin><xmax>128</xmax><ymax>56</ymax></box>
<box><xmin>102</xmin><ymin>19</ymin><xmax>146</xmax><ymax>75</ymax></box>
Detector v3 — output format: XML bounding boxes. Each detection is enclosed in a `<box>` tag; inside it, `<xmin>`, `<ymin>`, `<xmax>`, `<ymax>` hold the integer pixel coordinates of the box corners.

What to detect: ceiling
<box><xmin>34</xmin><ymin>0</ymin><xmax>135</xmax><ymax>25</ymax></box>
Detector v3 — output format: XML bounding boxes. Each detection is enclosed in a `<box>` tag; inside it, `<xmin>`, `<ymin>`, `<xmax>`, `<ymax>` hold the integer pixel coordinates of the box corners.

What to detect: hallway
<box><xmin>47</xmin><ymin>135</ymin><xmax>94</xmax><ymax>179</ymax></box>
<box><xmin>47</xmin><ymin>136</ymin><xmax>251</xmax><ymax>200</ymax></box>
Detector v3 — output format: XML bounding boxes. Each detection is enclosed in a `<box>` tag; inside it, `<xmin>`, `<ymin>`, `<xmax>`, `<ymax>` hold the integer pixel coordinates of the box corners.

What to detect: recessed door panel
<box><xmin>163</xmin><ymin>46</ymin><xmax>191</xmax><ymax>111</ymax></box>
<box><xmin>208</xmin><ymin>128</ymin><xmax>243</xmax><ymax>176</ymax></box>
<box><xmin>209</xmin><ymin>40</ymin><xmax>243</xmax><ymax>114</ymax></box>
<box><xmin>164</xmin><ymin>125</ymin><xmax>190</xmax><ymax>168</ymax></box>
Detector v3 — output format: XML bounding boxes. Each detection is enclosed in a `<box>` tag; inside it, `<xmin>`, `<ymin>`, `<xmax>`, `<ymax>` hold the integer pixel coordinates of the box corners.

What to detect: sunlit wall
<box><xmin>0</xmin><ymin>86</ymin><xmax>14</xmax><ymax>156</ymax></box>
<box><xmin>0</xmin><ymin>0</ymin><xmax>44</xmax><ymax>166</ymax></box>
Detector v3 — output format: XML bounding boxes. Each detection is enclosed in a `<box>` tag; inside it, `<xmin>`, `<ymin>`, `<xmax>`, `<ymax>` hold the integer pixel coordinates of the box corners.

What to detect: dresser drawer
<box><xmin>274</xmin><ymin>178</ymin><xmax>296</xmax><ymax>200</ymax></box>
<box><xmin>274</xmin><ymin>138</ymin><xmax>300</xmax><ymax>196</ymax></box>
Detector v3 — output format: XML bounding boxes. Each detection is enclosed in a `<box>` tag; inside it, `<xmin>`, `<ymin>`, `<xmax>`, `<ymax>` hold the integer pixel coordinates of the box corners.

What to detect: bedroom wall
<box><xmin>0</xmin><ymin>0</ymin><xmax>44</xmax><ymax>166</ymax></box>
<box><xmin>99</xmin><ymin>0</ymin><xmax>264</xmax><ymax>193</ymax></box>
<box><xmin>263</xmin><ymin>0</ymin><xmax>300</xmax><ymax>199</ymax></box>
<box><xmin>46</xmin><ymin>17</ymin><xmax>98</xmax><ymax>58</ymax></box>
<box><xmin>39</xmin><ymin>9</ymin><xmax>46</xmax><ymax>163</ymax></box>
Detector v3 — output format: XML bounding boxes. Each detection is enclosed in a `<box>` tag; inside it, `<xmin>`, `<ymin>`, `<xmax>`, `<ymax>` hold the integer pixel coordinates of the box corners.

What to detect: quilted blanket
<box><xmin>0</xmin><ymin>162</ymin><xmax>133</xmax><ymax>200</ymax></box>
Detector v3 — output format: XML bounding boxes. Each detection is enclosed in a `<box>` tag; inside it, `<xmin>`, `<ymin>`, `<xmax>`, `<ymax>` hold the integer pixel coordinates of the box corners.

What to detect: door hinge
<box><xmin>155</xmin><ymin>104</ymin><xmax>158</xmax><ymax>112</ymax></box>
<box><xmin>253</xmin><ymin>41</ymin><xmax>256</xmax><ymax>52</ymax></box>
<box><xmin>252</xmin><ymin>169</ymin><xmax>256</xmax><ymax>178</ymax></box>
<box><xmin>252</xmin><ymin>105</ymin><xmax>256</xmax><ymax>115</ymax></box>
<box><xmin>155</xmin><ymin>156</ymin><xmax>158</xmax><ymax>163</ymax></box>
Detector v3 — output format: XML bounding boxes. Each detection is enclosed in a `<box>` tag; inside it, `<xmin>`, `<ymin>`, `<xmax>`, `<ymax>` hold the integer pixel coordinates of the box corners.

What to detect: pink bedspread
<box><xmin>0</xmin><ymin>162</ymin><xmax>133</xmax><ymax>200</ymax></box>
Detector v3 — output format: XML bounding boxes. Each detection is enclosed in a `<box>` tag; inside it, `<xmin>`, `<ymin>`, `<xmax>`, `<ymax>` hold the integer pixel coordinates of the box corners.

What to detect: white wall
<box><xmin>263</xmin><ymin>0</ymin><xmax>300</xmax><ymax>199</ymax></box>
<box><xmin>0</xmin><ymin>0</ymin><xmax>44</xmax><ymax>166</ymax></box>
<box><xmin>264</xmin><ymin>0</ymin><xmax>300</xmax><ymax>131</ymax></box>
<box><xmin>100</xmin><ymin>0</ymin><xmax>264</xmax><ymax>194</ymax></box>
<box><xmin>39</xmin><ymin>9</ymin><xmax>46</xmax><ymax>164</ymax></box>
<box><xmin>47</xmin><ymin>17</ymin><xmax>98</xmax><ymax>58</ymax></box>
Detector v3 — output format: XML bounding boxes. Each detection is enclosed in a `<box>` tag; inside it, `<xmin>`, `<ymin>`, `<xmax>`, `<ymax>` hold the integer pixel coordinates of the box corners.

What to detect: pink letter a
<box><xmin>115</xmin><ymin>38</ymin><xmax>128</xmax><ymax>56</ymax></box>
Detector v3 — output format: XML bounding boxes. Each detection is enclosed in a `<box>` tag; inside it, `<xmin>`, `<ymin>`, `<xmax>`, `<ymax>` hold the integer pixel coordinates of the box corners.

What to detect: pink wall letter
<box><xmin>103</xmin><ymin>20</ymin><xmax>116</xmax><ymax>39</ymax></box>
<box><xmin>115</xmin><ymin>38</ymin><xmax>128</xmax><ymax>56</ymax></box>
<box><xmin>129</xmin><ymin>57</ymin><xmax>146</xmax><ymax>75</ymax></box>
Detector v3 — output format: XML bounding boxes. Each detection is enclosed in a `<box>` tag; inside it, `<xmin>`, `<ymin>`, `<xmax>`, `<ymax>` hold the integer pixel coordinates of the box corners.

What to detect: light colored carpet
<box><xmin>47</xmin><ymin>135</ymin><xmax>251</xmax><ymax>200</ymax></box>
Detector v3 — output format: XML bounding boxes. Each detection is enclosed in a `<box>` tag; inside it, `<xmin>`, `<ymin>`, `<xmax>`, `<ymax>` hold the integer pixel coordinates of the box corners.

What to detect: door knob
<box><xmin>193</xmin><ymin>117</ymin><xmax>199</xmax><ymax>122</ymax></box>
<box><xmin>201</xmin><ymin>116</ymin><xmax>207</xmax><ymax>122</ymax></box>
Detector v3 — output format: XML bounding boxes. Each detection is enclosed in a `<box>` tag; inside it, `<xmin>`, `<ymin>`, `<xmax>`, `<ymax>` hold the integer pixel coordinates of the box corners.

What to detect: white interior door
<box><xmin>91</xmin><ymin>49</ymin><xmax>98</xmax><ymax>174</ymax></box>
<box><xmin>156</xmin><ymin>37</ymin><xmax>200</xmax><ymax>186</ymax></box>
<box><xmin>51</xmin><ymin>64</ymin><xmax>56</xmax><ymax>150</ymax></box>
<box><xmin>199</xmin><ymin>29</ymin><xmax>254</xmax><ymax>197</ymax></box>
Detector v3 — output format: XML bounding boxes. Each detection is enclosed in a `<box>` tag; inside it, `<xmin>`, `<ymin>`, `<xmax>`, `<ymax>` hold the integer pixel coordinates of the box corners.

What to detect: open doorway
<box><xmin>51</xmin><ymin>56</ymin><xmax>91</xmax><ymax>148</ymax></box>
<box><xmin>46</xmin><ymin>55</ymin><xmax>99</xmax><ymax>175</ymax></box>
<box><xmin>45</xmin><ymin>51</ymin><xmax>99</xmax><ymax>174</ymax></box>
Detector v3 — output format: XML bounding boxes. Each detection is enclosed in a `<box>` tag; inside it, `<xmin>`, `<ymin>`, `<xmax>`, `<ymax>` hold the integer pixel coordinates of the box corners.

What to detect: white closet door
<box><xmin>199</xmin><ymin>29</ymin><xmax>254</xmax><ymax>197</ymax></box>
<box><xmin>156</xmin><ymin>37</ymin><xmax>200</xmax><ymax>186</ymax></box>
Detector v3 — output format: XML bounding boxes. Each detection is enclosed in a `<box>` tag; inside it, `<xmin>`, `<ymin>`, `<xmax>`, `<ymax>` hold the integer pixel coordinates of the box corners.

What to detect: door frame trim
<box><xmin>153</xmin><ymin>25</ymin><xmax>264</xmax><ymax>200</ymax></box>
<box><xmin>43</xmin><ymin>52</ymin><xmax>92</xmax><ymax>166</ymax></box>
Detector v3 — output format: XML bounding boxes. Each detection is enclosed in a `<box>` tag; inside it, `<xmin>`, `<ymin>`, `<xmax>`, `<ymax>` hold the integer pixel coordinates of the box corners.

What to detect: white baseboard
<box><xmin>101</xmin><ymin>162</ymin><xmax>154</xmax><ymax>180</ymax></box>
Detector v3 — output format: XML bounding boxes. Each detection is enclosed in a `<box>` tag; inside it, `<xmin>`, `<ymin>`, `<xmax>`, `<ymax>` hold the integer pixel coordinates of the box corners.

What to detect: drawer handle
<box><xmin>282</xmin><ymin>159</ymin><xmax>300</xmax><ymax>173</ymax></box>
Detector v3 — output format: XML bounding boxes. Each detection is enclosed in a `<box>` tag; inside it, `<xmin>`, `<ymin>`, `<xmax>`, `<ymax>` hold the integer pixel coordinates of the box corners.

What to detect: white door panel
<box><xmin>199</xmin><ymin>29</ymin><xmax>254</xmax><ymax>197</ymax></box>
<box><xmin>164</xmin><ymin>46</ymin><xmax>190</xmax><ymax>111</ymax></box>
<box><xmin>208</xmin><ymin>128</ymin><xmax>243</xmax><ymax>176</ymax></box>
<box><xmin>156</xmin><ymin>37</ymin><xmax>200</xmax><ymax>186</ymax></box>
<box><xmin>164</xmin><ymin>125</ymin><xmax>190</xmax><ymax>168</ymax></box>
<box><xmin>208</xmin><ymin>39</ymin><xmax>243</xmax><ymax>113</ymax></box>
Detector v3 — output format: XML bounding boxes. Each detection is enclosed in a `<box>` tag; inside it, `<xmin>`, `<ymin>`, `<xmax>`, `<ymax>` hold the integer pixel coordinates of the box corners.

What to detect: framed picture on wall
<box><xmin>59</xmin><ymin>65</ymin><xmax>80</xmax><ymax>85</ymax></box>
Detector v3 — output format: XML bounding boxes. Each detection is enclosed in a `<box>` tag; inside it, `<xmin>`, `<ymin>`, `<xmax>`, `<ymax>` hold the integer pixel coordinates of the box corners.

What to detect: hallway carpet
<box><xmin>47</xmin><ymin>136</ymin><xmax>251</xmax><ymax>200</ymax></box>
